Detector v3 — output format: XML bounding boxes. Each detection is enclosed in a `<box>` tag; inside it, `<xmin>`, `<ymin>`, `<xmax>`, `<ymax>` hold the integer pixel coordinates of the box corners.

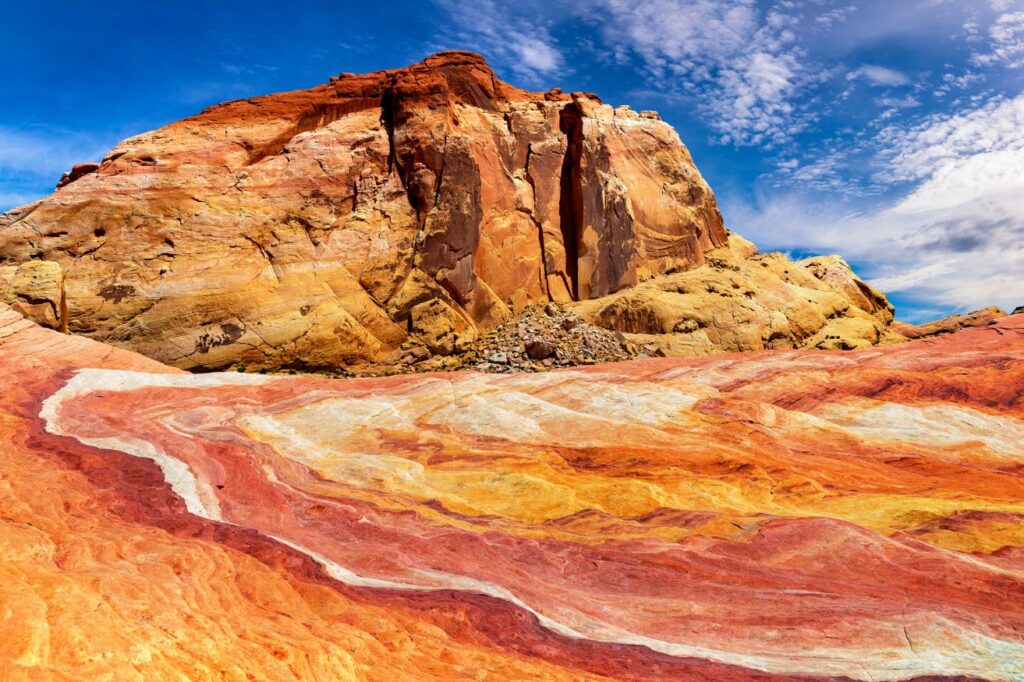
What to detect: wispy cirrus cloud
<box><xmin>847</xmin><ymin>64</ymin><xmax>910</xmax><ymax>87</ymax></box>
<box><xmin>430</xmin><ymin>0</ymin><xmax>567</xmax><ymax>84</ymax></box>
<box><xmin>0</xmin><ymin>126</ymin><xmax>109</xmax><ymax>177</ymax></box>
<box><xmin>594</xmin><ymin>0</ymin><xmax>818</xmax><ymax>146</ymax></box>
<box><xmin>0</xmin><ymin>126</ymin><xmax>115</xmax><ymax>210</ymax></box>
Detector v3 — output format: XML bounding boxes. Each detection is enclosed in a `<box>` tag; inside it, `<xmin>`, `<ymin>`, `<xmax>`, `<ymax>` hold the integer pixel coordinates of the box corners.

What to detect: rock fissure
<box><xmin>558</xmin><ymin>103</ymin><xmax>584</xmax><ymax>301</ymax></box>
<box><xmin>380</xmin><ymin>79</ymin><xmax>404</xmax><ymax>184</ymax></box>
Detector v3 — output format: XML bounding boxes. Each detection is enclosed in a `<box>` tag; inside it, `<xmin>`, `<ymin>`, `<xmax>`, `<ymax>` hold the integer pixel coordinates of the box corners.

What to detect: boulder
<box><xmin>571</xmin><ymin>235</ymin><xmax>905</xmax><ymax>356</ymax></box>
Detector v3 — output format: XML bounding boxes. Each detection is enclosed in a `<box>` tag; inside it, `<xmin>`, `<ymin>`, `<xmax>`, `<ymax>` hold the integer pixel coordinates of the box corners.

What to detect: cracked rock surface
<box><xmin>459</xmin><ymin>303</ymin><xmax>637</xmax><ymax>373</ymax></box>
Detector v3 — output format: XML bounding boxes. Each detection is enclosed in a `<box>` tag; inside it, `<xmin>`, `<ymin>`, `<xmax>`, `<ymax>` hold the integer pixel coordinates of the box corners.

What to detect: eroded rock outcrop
<box><xmin>3</xmin><ymin>303</ymin><xmax>1024</xmax><ymax>680</ymax></box>
<box><xmin>892</xmin><ymin>306</ymin><xmax>1006</xmax><ymax>339</ymax></box>
<box><xmin>572</xmin><ymin>234</ymin><xmax>905</xmax><ymax>355</ymax></box>
<box><xmin>0</xmin><ymin>51</ymin><xmax>727</xmax><ymax>372</ymax></box>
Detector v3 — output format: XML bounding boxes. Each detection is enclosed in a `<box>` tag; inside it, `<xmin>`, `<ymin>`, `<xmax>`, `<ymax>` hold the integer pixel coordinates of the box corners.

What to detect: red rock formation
<box><xmin>0</xmin><ymin>52</ymin><xmax>726</xmax><ymax>371</ymax></box>
<box><xmin>55</xmin><ymin>162</ymin><xmax>100</xmax><ymax>189</ymax></box>
<box><xmin>3</xmin><ymin>302</ymin><xmax>1023</xmax><ymax>680</ymax></box>
<box><xmin>892</xmin><ymin>306</ymin><xmax>1006</xmax><ymax>339</ymax></box>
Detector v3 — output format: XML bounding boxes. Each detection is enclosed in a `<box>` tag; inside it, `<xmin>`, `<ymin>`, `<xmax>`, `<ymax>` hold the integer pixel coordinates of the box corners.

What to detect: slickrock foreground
<box><xmin>2</xmin><ymin>302</ymin><xmax>1023</xmax><ymax>680</ymax></box>
<box><xmin>0</xmin><ymin>52</ymin><xmax>899</xmax><ymax>373</ymax></box>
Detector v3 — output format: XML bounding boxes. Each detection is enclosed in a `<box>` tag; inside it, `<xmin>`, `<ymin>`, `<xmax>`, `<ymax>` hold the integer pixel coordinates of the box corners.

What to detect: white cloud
<box><xmin>430</xmin><ymin>0</ymin><xmax>567</xmax><ymax>84</ymax></box>
<box><xmin>595</xmin><ymin>0</ymin><xmax>816</xmax><ymax>146</ymax></box>
<box><xmin>932</xmin><ymin>70</ymin><xmax>984</xmax><ymax>98</ymax></box>
<box><xmin>0</xmin><ymin>190</ymin><xmax>42</xmax><ymax>211</ymax></box>
<box><xmin>816</xmin><ymin>5</ymin><xmax>858</xmax><ymax>28</ymax></box>
<box><xmin>972</xmin><ymin>8</ymin><xmax>1024</xmax><ymax>67</ymax></box>
<box><xmin>771</xmin><ymin>154</ymin><xmax>865</xmax><ymax>194</ymax></box>
<box><xmin>0</xmin><ymin>126</ymin><xmax>108</xmax><ymax>178</ymax></box>
<box><xmin>874</xmin><ymin>95</ymin><xmax>921</xmax><ymax>108</ymax></box>
<box><xmin>731</xmin><ymin>92</ymin><xmax>1024</xmax><ymax>316</ymax></box>
<box><xmin>0</xmin><ymin>126</ymin><xmax>116</xmax><ymax>210</ymax></box>
<box><xmin>848</xmin><ymin>64</ymin><xmax>910</xmax><ymax>86</ymax></box>
<box><xmin>892</xmin><ymin>148</ymin><xmax>1024</xmax><ymax>213</ymax></box>
<box><xmin>874</xmin><ymin>94</ymin><xmax>1024</xmax><ymax>183</ymax></box>
<box><xmin>512</xmin><ymin>35</ymin><xmax>562</xmax><ymax>74</ymax></box>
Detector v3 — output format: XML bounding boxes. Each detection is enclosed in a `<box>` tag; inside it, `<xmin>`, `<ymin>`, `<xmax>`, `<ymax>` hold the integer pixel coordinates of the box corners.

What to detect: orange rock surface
<box><xmin>893</xmin><ymin>306</ymin><xmax>1007</xmax><ymax>339</ymax></box>
<box><xmin>0</xmin><ymin>52</ymin><xmax>727</xmax><ymax>372</ymax></box>
<box><xmin>2</xmin><ymin>303</ymin><xmax>1023</xmax><ymax>680</ymax></box>
<box><xmin>0</xmin><ymin>51</ymin><xmax>907</xmax><ymax>374</ymax></box>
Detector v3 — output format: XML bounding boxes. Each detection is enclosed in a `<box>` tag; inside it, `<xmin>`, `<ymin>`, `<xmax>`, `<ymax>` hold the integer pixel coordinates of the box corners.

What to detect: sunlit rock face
<box><xmin>3</xmin><ymin>302</ymin><xmax>1023</xmax><ymax>680</ymax></box>
<box><xmin>0</xmin><ymin>51</ymin><xmax>727</xmax><ymax>372</ymax></box>
<box><xmin>573</xmin><ymin>239</ymin><xmax>904</xmax><ymax>355</ymax></box>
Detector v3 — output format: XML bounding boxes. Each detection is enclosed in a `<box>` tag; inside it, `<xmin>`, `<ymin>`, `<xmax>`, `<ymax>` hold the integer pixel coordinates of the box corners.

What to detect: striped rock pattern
<box><xmin>2</xmin><ymin>304</ymin><xmax>1023</xmax><ymax>680</ymax></box>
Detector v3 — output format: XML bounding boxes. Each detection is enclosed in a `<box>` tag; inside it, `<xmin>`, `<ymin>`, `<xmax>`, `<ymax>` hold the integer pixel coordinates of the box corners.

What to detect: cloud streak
<box><xmin>595</xmin><ymin>0</ymin><xmax>816</xmax><ymax>146</ymax></box>
<box><xmin>0</xmin><ymin>127</ymin><xmax>109</xmax><ymax>178</ymax></box>
<box><xmin>848</xmin><ymin>65</ymin><xmax>910</xmax><ymax>87</ymax></box>
<box><xmin>0</xmin><ymin>126</ymin><xmax>115</xmax><ymax>210</ymax></box>
<box><xmin>430</xmin><ymin>0</ymin><xmax>567</xmax><ymax>84</ymax></box>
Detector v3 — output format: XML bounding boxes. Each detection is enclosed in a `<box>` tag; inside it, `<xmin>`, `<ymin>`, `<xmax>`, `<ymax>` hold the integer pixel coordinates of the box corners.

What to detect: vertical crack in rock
<box><xmin>559</xmin><ymin>103</ymin><xmax>584</xmax><ymax>301</ymax></box>
<box><xmin>431</xmin><ymin>135</ymin><xmax>449</xmax><ymax>215</ymax></box>
<box><xmin>380</xmin><ymin>79</ymin><xmax>404</xmax><ymax>186</ymax></box>
<box><xmin>380</xmin><ymin>73</ymin><xmax>480</xmax><ymax>310</ymax></box>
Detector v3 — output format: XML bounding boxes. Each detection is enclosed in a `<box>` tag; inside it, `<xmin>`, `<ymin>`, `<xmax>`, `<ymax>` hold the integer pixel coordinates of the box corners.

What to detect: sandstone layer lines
<box><xmin>5</xmin><ymin>306</ymin><xmax>1021</xmax><ymax>680</ymax></box>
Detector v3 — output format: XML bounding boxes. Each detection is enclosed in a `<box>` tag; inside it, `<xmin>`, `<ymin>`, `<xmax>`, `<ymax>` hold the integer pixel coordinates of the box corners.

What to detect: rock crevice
<box><xmin>558</xmin><ymin>102</ymin><xmax>585</xmax><ymax>301</ymax></box>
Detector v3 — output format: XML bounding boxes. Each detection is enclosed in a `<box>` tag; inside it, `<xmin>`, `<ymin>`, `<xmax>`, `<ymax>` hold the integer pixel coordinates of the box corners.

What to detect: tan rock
<box><xmin>572</xmin><ymin>236</ymin><xmax>905</xmax><ymax>357</ymax></box>
<box><xmin>0</xmin><ymin>260</ymin><xmax>65</xmax><ymax>331</ymax></box>
<box><xmin>798</xmin><ymin>255</ymin><xmax>894</xmax><ymax>325</ymax></box>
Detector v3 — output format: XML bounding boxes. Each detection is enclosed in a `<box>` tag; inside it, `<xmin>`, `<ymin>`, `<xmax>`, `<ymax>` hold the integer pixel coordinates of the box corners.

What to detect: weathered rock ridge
<box><xmin>892</xmin><ymin>306</ymin><xmax>1006</xmax><ymax>339</ymax></box>
<box><xmin>0</xmin><ymin>51</ymin><xmax>895</xmax><ymax>372</ymax></box>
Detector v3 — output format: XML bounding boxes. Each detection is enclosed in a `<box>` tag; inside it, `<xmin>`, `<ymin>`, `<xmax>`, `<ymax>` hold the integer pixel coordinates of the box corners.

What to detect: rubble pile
<box><xmin>460</xmin><ymin>304</ymin><xmax>640</xmax><ymax>373</ymax></box>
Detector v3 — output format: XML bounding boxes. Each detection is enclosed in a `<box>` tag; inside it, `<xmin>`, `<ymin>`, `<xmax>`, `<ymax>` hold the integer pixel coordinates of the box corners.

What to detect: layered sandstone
<box><xmin>0</xmin><ymin>51</ymin><xmax>727</xmax><ymax>372</ymax></box>
<box><xmin>2</xmin><ymin>303</ymin><xmax>1023</xmax><ymax>680</ymax></box>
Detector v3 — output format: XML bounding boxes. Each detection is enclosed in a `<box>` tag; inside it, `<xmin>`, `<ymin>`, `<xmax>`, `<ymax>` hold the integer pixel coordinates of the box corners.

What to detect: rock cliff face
<box><xmin>3</xmin><ymin>302</ymin><xmax>1023</xmax><ymax>680</ymax></box>
<box><xmin>0</xmin><ymin>51</ymin><xmax>727</xmax><ymax>371</ymax></box>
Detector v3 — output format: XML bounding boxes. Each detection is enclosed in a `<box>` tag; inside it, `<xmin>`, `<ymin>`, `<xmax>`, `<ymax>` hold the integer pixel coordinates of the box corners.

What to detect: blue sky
<box><xmin>2</xmin><ymin>1</ymin><xmax>1022</xmax><ymax>321</ymax></box>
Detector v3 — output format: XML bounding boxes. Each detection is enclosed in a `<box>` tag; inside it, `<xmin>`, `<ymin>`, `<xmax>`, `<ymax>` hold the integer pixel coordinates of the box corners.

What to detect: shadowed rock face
<box><xmin>0</xmin><ymin>51</ymin><xmax>727</xmax><ymax>371</ymax></box>
<box><xmin>3</xmin><ymin>302</ymin><xmax>1024</xmax><ymax>680</ymax></box>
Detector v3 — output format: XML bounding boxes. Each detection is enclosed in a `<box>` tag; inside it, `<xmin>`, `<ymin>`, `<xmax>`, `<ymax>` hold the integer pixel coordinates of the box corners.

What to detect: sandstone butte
<box><xmin>2</xmin><ymin>300</ymin><xmax>1024</xmax><ymax>681</ymax></box>
<box><xmin>0</xmin><ymin>51</ymin><xmax>903</xmax><ymax>374</ymax></box>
